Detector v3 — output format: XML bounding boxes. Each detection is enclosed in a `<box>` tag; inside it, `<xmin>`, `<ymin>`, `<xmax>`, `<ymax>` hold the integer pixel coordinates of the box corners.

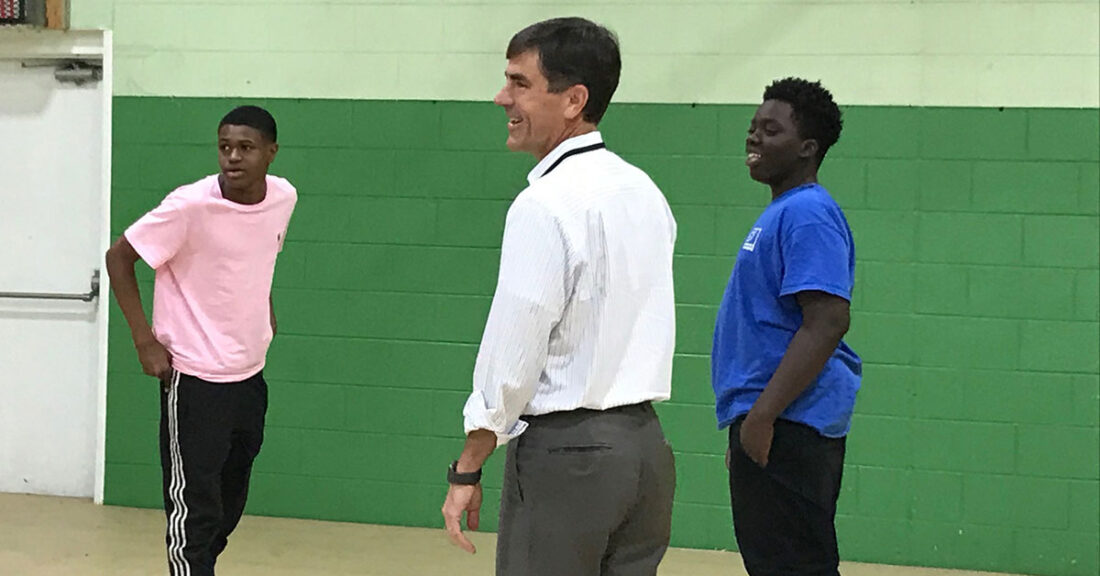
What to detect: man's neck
<box><xmin>536</xmin><ymin>123</ymin><xmax>598</xmax><ymax>161</ymax></box>
<box><xmin>769</xmin><ymin>169</ymin><xmax>818</xmax><ymax>200</ymax></box>
<box><xmin>770</xmin><ymin>173</ymin><xmax>822</xmax><ymax>200</ymax></box>
<box><xmin>219</xmin><ymin>176</ymin><xmax>267</xmax><ymax>205</ymax></box>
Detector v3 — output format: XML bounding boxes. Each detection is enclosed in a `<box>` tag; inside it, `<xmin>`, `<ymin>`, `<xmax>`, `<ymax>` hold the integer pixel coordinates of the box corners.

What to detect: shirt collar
<box><xmin>527</xmin><ymin>131</ymin><xmax>605</xmax><ymax>185</ymax></box>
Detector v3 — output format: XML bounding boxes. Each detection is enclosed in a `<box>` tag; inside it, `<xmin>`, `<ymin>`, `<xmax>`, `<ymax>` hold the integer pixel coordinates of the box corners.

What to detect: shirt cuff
<box><xmin>123</xmin><ymin>230</ymin><xmax>169</xmax><ymax>270</ymax></box>
<box><xmin>462</xmin><ymin>391</ymin><xmax>530</xmax><ymax>446</ymax></box>
<box><xmin>779</xmin><ymin>281</ymin><xmax>852</xmax><ymax>301</ymax></box>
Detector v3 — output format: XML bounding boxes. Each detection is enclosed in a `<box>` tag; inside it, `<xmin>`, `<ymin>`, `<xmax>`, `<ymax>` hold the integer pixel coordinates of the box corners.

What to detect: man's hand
<box><xmin>739</xmin><ymin>412</ymin><xmax>774</xmax><ymax>467</ymax></box>
<box><xmin>136</xmin><ymin>338</ymin><xmax>172</xmax><ymax>380</ymax></box>
<box><xmin>442</xmin><ymin>483</ymin><xmax>483</xmax><ymax>554</ymax></box>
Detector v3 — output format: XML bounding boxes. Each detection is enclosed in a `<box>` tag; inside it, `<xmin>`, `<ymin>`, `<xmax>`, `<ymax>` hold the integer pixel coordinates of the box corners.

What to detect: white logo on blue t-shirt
<box><xmin>742</xmin><ymin>227</ymin><xmax>763</xmax><ymax>252</ymax></box>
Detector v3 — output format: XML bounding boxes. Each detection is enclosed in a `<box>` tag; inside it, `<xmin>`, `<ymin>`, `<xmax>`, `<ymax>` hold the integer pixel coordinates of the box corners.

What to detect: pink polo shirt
<box><xmin>125</xmin><ymin>174</ymin><xmax>297</xmax><ymax>382</ymax></box>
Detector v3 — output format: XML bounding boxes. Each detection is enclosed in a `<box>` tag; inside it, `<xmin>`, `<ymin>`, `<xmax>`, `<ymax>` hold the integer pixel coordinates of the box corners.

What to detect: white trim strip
<box><xmin>166</xmin><ymin>370</ymin><xmax>190</xmax><ymax>576</ymax></box>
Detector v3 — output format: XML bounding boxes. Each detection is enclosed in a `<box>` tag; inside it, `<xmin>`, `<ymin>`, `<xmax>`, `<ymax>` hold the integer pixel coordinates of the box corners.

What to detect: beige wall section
<box><xmin>77</xmin><ymin>0</ymin><xmax>1098</xmax><ymax>107</ymax></box>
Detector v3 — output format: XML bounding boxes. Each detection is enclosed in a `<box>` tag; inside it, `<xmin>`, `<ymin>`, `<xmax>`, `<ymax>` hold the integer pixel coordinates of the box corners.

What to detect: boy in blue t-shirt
<box><xmin>712</xmin><ymin>77</ymin><xmax>861</xmax><ymax>576</ymax></box>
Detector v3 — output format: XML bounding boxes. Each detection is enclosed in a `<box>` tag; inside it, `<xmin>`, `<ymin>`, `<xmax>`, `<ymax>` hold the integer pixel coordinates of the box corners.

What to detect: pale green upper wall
<box><xmin>71</xmin><ymin>0</ymin><xmax>113</xmax><ymax>32</ymax></box>
<box><xmin>74</xmin><ymin>0</ymin><xmax>1099</xmax><ymax>107</ymax></box>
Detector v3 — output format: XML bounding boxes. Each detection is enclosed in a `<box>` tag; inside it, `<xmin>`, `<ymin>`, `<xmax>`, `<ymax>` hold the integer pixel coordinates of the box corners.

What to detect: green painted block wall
<box><xmin>105</xmin><ymin>97</ymin><xmax>1100</xmax><ymax>576</ymax></box>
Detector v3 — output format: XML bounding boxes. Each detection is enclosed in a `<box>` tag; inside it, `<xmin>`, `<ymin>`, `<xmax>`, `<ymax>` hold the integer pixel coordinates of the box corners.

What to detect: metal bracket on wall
<box><xmin>19</xmin><ymin>58</ymin><xmax>101</xmax><ymax>85</ymax></box>
<box><xmin>52</xmin><ymin>59</ymin><xmax>100</xmax><ymax>85</ymax></box>
<box><xmin>0</xmin><ymin>269</ymin><xmax>100</xmax><ymax>302</ymax></box>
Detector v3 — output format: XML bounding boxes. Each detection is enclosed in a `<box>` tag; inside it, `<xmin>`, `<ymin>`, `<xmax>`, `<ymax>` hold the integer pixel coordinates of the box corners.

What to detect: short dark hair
<box><xmin>506</xmin><ymin>17</ymin><xmax>621</xmax><ymax>125</ymax></box>
<box><xmin>763</xmin><ymin>78</ymin><xmax>842</xmax><ymax>164</ymax></box>
<box><xmin>219</xmin><ymin>105</ymin><xmax>277</xmax><ymax>142</ymax></box>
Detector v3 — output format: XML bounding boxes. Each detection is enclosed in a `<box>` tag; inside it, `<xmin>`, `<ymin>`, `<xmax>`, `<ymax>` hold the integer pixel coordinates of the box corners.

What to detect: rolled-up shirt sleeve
<box><xmin>462</xmin><ymin>195</ymin><xmax>569</xmax><ymax>444</ymax></box>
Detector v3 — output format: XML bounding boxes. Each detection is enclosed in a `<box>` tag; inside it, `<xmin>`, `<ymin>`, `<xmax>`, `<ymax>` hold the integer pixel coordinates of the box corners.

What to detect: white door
<box><xmin>0</xmin><ymin>30</ymin><xmax>111</xmax><ymax>499</ymax></box>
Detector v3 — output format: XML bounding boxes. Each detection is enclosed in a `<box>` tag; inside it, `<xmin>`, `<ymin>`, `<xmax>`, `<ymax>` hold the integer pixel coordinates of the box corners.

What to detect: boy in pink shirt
<box><xmin>105</xmin><ymin>105</ymin><xmax>296</xmax><ymax>576</ymax></box>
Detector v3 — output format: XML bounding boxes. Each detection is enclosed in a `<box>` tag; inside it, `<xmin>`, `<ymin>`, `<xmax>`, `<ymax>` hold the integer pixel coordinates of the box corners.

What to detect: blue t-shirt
<box><xmin>711</xmin><ymin>183</ymin><xmax>862</xmax><ymax>437</ymax></box>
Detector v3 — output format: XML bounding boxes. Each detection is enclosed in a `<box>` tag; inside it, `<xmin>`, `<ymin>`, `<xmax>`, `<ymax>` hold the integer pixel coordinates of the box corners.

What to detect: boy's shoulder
<box><xmin>155</xmin><ymin>175</ymin><xmax>217</xmax><ymax>213</ymax></box>
<box><xmin>265</xmin><ymin>174</ymin><xmax>298</xmax><ymax>208</ymax></box>
<box><xmin>266</xmin><ymin>174</ymin><xmax>297</xmax><ymax>197</ymax></box>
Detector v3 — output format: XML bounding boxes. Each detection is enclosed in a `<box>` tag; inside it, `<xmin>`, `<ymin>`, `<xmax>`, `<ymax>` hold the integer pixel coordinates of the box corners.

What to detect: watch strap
<box><xmin>447</xmin><ymin>460</ymin><xmax>482</xmax><ymax>485</ymax></box>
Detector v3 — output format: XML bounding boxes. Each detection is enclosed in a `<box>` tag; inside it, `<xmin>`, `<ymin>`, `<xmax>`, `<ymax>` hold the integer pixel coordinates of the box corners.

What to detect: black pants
<box><xmin>159</xmin><ymin>370</ymin><xmax>267</xmax><ymax>576</ymax></box>
<box><xmin>496</xmin><ymin>402</ymin><xmax>676</xmax><ymax>576</ymax></box>
<box><xmin>728</xmin><ymin>416</ymin><xmax>846</xmax><ymax>576</ymax></box>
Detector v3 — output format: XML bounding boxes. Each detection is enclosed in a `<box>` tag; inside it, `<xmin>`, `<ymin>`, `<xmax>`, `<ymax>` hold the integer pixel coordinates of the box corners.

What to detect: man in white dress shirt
<box><xmin>440</xmin><ymin>17</ymin><xmax>678</xmax><ymax>576</ymax></box>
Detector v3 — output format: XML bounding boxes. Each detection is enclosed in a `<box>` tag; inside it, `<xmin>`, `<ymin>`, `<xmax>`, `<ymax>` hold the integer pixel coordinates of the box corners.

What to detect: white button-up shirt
<box><xmin>462</xmin><ymin>131</ymin><xmax>677</xmax><ymax>443</ymax></box>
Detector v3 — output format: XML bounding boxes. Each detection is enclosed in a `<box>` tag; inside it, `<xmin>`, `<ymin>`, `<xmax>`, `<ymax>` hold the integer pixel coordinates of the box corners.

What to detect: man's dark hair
<box><xmin>506</xmin><ymin>17</ymin><xmax>621</xmax><ymax>125</ymax></box>
<box><xmin>763</xmin><ymin>77</ymin><xmax>843</xmax><ymax>164</ymax></box>
<box><xmin>219</xmin><ymin>105</ymin><xmax>277</xmax><ymax>142</ymax></box>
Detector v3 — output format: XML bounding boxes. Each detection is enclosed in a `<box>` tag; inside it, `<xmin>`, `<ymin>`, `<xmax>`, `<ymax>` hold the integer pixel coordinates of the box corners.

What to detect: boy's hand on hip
<box><xmin>136</xmin><ymin>339</ymin><xmax>172</xmax><ymax>380</ymax></box>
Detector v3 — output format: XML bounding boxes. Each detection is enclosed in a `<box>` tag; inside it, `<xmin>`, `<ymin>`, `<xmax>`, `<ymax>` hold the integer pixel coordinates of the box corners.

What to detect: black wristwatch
<box><xmin>447</xmin><ymin>460</ymin><xmax>482</xmax><ymax>485</ymax></box>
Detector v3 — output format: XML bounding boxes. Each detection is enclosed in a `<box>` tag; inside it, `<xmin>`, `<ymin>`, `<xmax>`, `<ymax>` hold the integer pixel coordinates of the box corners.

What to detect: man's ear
<box><xmin>563</xmin><ymin>84</ymin><xmax>590</xmax><ymax>121</ymax></box>
<box><xmin>799</xmin><ymin>138</ymin><xmax>819</xmax><ymax>160</ymax></box>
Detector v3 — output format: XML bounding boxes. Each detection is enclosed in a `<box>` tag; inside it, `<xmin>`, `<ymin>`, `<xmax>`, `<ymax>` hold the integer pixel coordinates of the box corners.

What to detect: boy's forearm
<box><xmin>105</xmin><ymin>243</ymin><xmax>154</xmax><ymax>346</ymax></box>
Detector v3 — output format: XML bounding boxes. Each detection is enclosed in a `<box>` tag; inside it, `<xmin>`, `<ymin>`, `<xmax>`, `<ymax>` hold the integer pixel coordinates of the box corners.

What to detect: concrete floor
<box><xmin>0</xmin><ymin>493</ymin><xmax>1021</xmax><ymax>576</ymax></box>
